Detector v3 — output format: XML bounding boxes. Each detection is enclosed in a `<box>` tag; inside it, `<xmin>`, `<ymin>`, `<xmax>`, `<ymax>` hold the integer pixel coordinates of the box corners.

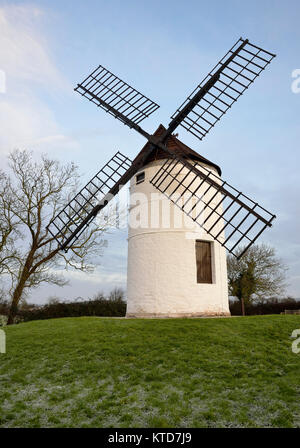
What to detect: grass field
<box><xmin>0</xmin><ymin>315</ymin><xmax>300</xmax><ymax>428</ymax></box>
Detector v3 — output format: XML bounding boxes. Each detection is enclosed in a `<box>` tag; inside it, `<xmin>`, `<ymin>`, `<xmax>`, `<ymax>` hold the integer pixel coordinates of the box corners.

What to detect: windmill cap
<box><xmin>131</xmin><ymin>124</ymin><xmax>222</xmax><ymax>176</ymax></box>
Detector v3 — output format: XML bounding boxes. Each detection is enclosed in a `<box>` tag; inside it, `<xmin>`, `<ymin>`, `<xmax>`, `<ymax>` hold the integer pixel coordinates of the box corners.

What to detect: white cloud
<box><xmin>63</xmin><ymin>267</ymin><xmax>127</xmax><ymax>286</ymax></box>
<box><xmin>0</xmin><ymin>4</ymin><xmax>66</xmax><ymax>88</ymax></box>
<box><xmin>0</xmin><ymin>96</ymin><xmax>57</xmax><ymax>147</ymax></box>
<box><xmin>0</xmin><ymin>4</ymin><xmax>75</xmax><ymax>155</ymax></box>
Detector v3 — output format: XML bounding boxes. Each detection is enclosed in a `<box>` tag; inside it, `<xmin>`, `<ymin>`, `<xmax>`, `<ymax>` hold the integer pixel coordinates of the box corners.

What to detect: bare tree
<box><xmin>0</xmin><ymin>150</ymin><xmax>112</xmax><ymax>324</ymax></box>
<box><xmin>0</xmin><ymin>171</ymin><xmax>20</xmax><ymax>279</ymax></box>
<box><xmin>108</xmin><ymin>287</ymin><xmax>125</xmax><ymax>302</ymax></box>
<box><xmin>227</xmin><ymin>244</ymin><xmax>287</xmax><ymax>315</ymax></box>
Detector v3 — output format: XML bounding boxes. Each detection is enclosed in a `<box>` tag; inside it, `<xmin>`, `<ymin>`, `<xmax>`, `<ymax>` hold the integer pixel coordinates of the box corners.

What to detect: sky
<box><xmin>0</xmin><ymin>0</ymin><xmax>299</xmax><ymax>303</ymax></box>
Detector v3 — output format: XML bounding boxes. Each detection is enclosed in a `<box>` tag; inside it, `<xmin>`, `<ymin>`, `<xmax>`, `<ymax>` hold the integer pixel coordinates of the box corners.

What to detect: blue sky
<box><xmin>0</xmin><ymin>0</ymin><xmax>299</xmax><ymax>302</ymax></box>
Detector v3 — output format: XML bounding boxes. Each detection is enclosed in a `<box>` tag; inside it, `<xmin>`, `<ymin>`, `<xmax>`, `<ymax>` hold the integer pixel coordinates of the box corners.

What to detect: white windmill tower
<box><xmin>126</xmin><ymin>125</ymin><xmax>229</xmax><ymax>317</ymax></box>
<box><xmin>47</xmin><ymin>38</ymin><xmax>276</xmax><ymax>318</ymax></box>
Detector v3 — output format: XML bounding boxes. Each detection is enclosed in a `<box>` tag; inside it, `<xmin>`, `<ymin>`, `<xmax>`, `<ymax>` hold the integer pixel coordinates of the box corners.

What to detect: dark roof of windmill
<box><xmin>131</xmin><ymin>124</ymin><xmax>222</xmax><ymax>176</ymax></box>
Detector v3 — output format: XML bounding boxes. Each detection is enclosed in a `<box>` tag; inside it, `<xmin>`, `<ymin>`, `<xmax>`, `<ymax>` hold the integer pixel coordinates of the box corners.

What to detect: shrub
<box><xmin>0</xmin><ymin>315</ymin><xmax>8</xmax><ymax>326</ymax></box>
<box><xmin>0</xmin><ymin>299</ymin><xmax>9</xmax><ymax>316</ymax></box>
<box><xmin>229</xmin><ymin>297</ymin><xmax>300</xmax><ymax>316</ymax></box>
<box><xmin>13</xmin><ymin>290</ymin><xmax>127</xmax><ymax>322</ymax></box>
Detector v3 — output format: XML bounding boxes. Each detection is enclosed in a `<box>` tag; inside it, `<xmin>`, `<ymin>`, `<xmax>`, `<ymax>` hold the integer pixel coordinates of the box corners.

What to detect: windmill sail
<box><xmin>75</xmin><ymin>65</ymin><xmax>160</xmax><ymax>130</ymax></box>
<box><xmin>150</xmin><ymin>155</ymin><xmax>275</xmax><ymax>258</ymax></box>
<box><xmin>166</xmin><ymin>38</ymin><xmax>276</xmax><ymax>142</ymax></box>
<box><xmin>67</xmin><ymin>38</ymin><xmax>277</xmax><ymax>258</ymax></box>
<box><xmin>47</xmin><ymin>151</ymin><xmax>132</xmax><ymax>251</ymax></box>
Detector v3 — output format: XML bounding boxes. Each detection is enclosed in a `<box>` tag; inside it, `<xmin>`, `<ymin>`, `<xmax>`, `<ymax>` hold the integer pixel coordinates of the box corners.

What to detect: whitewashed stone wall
<box><xmin>126</xmin><ymin>159</ymin><xmax>230</xmax><ymax>318</ymax></box>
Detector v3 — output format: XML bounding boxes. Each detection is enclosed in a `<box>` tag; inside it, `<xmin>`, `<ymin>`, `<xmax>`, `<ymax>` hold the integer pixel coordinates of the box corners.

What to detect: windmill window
<box><xmin>195</xmin><ymin>240</ymin><xmax>213</xmax><ymax>284</ymax></box>
<box><xmin>136</xmin><ymin>172</ymin><xmax>145</xmax><ymax>184</ymax></box>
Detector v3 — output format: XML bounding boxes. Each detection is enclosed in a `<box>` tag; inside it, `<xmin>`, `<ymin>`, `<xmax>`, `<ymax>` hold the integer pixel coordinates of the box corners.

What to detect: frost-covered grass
<box><xmin>0</xmin><ymin>315</ymin><xmax>300</xmax><ymax>428</ymax></box>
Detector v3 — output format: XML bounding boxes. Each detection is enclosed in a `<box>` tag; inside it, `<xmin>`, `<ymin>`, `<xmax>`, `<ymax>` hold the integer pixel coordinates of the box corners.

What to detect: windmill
<box><xmin>47</xmin><ymin>37</ymin><xmax>276</xmax><ymax>318</ymax></box>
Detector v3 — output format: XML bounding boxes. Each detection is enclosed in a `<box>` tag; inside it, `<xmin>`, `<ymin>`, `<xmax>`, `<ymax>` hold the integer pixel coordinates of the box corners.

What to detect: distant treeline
<box><xmin>229</xmin><ymin>297</ymin><xmax>300</xmax><ymax>316</ymax></box>
<box><xmin>0</xmin><ymin>289</ymin><xmax>126</xmax><ymax>323</ymax></box>
<box><xmin>1</xmin><ymin>294</ymin><xmax>300</xmax><ymax>323</ymax></box>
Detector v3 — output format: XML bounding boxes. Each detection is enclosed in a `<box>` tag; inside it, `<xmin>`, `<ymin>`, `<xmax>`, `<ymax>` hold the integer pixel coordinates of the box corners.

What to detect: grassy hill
<box><xmin>1</xmin><ymin>315</ymin><xmax>300</xmax><ymax>428</ymax></box>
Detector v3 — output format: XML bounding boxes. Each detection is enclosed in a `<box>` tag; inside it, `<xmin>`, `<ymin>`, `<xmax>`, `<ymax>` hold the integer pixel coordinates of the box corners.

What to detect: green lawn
<box><xmin>0</xmin><ymin>315</ymin><xmax>300</xmax><ymax>428</ymax></box>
